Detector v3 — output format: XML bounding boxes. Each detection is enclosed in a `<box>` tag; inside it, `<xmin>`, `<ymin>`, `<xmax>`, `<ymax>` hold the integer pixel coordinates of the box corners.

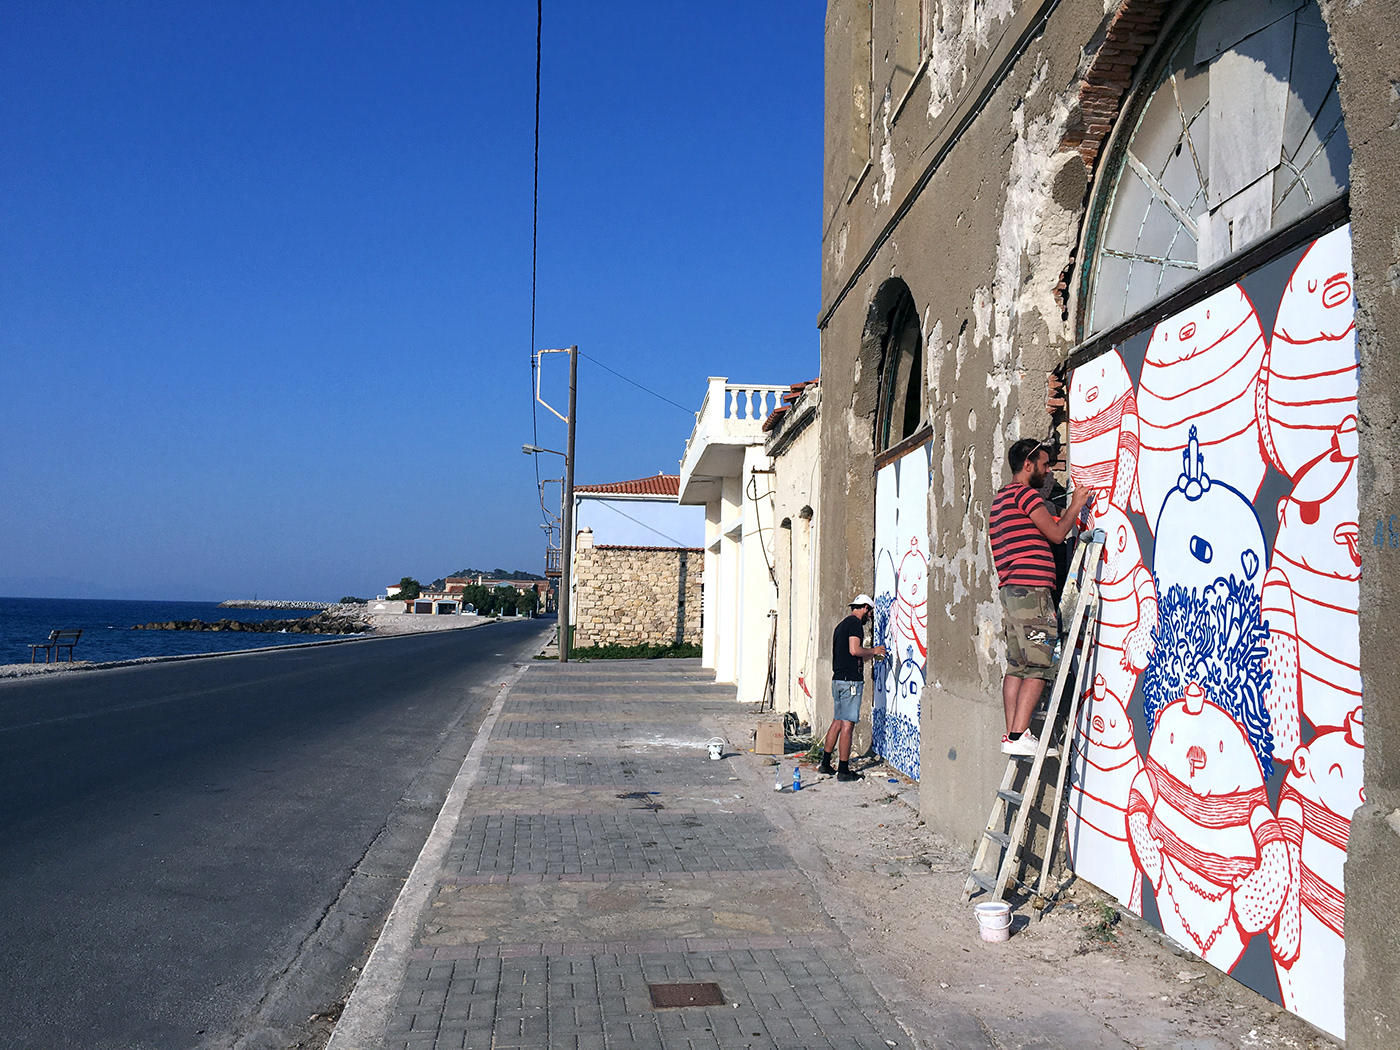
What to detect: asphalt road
<box><xmin>0</xmin><ymin>619</ymin><xmax>550</xmax><ymax>1050</ymax></box>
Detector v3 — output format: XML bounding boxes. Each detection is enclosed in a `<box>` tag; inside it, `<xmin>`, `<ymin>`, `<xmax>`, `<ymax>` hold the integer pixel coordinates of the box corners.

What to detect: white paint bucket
<box><xmin>707</xmin><ymin>737</ymin><xmax>725</xmax><ymax>760</ymax></box>
<box><xmin>974</xmin><ymin>902</ymin><xmax>1012</xmax><ymax>942</ymax></box>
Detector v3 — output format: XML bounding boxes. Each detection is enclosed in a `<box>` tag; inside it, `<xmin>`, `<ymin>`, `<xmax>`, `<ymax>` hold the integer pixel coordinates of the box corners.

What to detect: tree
<box><xmin>493</xmin><ymin>586</ymin><xmax>518</xmax><ymax>616</ymax></box>
<box><xmin>516</xmin><ymin>589</ymin><xmax>540</xmax><ymax>617</ymax></box>
<box><xmin>396</xmin><ymin>577</ymin><xmax>422</xmax><ymax>610</ymax></box>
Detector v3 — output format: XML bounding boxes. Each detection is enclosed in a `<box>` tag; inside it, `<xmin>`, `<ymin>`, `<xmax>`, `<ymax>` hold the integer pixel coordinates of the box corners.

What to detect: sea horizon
<box><xmin>0</xmin><ymin>595</ymin><xmax>353</xmax><ymax>667</ymax></box>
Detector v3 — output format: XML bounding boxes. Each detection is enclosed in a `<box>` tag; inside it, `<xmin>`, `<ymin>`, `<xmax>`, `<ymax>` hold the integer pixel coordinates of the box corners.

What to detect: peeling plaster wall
<box><xmin>821</xmin><ymin>0</ymin><xmax>1400</xmax><ymax>1040</ymax></box>
<box><xmin>821</xmin><ymin>0</ymin><xmax>1106</xmax><ymax>853</ymax></box>
<box><xmin>1322</xmin><ymin>2</ymin><xmax>1400</xmax><ymax>1045</ymax></box>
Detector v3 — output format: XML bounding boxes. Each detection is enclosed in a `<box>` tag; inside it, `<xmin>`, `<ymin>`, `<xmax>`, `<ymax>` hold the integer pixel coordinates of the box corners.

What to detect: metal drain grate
<box><xmin>648</xmin><ymin>982</ymin><xmax>725</xmax><ymax>1008</ymax></box>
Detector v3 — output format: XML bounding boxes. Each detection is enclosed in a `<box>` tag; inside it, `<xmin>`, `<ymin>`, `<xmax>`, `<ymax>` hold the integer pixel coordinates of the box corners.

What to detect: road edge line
<box><xmin>324</xmin><ymin>659</ymin><xmax>531</xmax><ymax>1049</ymax></box>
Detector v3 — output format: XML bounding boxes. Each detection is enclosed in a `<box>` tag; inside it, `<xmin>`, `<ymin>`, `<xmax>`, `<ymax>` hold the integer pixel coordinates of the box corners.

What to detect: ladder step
<box><xmin>997</xmin><ymin>788</ymin><xmax>1024</xmax><ymax>807</ymax></box>
<box><xmin>982</xmin><ymin>829</ymin><xmax>1010</xmax><ymax>848</ymax></box>
<box><xmin>967</xmin><ymin>871</ymin><xmax>996</xmax><ymax>894</ymax></box>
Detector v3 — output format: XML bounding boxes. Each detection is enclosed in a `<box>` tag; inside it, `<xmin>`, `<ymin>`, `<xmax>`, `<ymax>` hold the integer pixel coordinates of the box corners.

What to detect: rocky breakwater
<box><xmin>133</xmin><ymin>611</ymin><xmax>371</xmax><ymax>635</ymax></box>
<box><xmin>218</xmin><ymin>599</ymin><xmax>329</xmax><ymax>610</ymax></box>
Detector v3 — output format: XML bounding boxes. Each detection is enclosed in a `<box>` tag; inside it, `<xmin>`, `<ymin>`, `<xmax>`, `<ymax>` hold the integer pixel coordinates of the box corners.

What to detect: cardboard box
<box><xmin>754</xmin><ymin>719</ymin><xmax>785</xmax><ymax>755</ymax></box>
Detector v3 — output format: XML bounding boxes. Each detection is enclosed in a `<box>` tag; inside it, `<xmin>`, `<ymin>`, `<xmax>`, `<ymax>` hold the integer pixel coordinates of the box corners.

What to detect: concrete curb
<box><xmin>0</xmin><ymin>620</ymin><xmax>506</xmax><ymax>680</ymax></box>
<box><xmin>324</xmin><ymin>660</ymin><xmax>532</xmax><ymax>1050</ymax></box>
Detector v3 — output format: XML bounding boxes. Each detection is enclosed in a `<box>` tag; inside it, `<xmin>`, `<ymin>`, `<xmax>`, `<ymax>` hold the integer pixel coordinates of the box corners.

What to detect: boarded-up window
<box><xmin>1086</xmin><ymin>0</ymin><xmax>1349</xmax><ymax>336</ymax></box>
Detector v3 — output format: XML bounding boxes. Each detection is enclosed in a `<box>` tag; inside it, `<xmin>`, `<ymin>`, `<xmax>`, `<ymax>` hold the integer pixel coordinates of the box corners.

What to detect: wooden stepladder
<box><xmin>963</xmin><ymin>528</ymin><xmax>1106</xmax><ymax>903</ymax></box>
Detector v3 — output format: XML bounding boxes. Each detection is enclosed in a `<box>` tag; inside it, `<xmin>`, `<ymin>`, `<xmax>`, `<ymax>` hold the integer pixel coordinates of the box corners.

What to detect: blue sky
<box><xmin>0</xmin><ymin>2</ymin><xmax>822</xmax><ymax>601</ymax></box>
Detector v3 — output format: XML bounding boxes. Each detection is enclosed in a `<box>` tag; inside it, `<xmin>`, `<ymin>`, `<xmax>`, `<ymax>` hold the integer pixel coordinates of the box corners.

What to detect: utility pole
<box><xmin>559</xmin><ymin>345</ymin><xmax>578</xmax><ymax>662</ymax></box>
<box><xmin>526</xmin><ymin>345</ymin><xmax>579</xmax><ymax>662</ymax></box>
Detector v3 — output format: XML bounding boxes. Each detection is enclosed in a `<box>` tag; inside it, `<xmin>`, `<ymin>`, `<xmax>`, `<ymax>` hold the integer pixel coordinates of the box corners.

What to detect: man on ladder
<box><xmin>989</xmin><ymin>438</ymin><xmax>1093</xmax><ymax>756</ymax></box>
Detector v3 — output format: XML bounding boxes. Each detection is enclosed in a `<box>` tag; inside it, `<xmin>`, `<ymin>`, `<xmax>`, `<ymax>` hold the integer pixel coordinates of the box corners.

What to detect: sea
<box><xmin>0</xmin><ymin>596</ymin><xmax>350</xmax><ymax>667</ymax></box>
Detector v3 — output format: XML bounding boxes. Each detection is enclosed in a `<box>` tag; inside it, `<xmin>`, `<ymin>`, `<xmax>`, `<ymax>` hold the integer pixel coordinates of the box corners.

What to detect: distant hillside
<box><xmin>452</xmin><ymin>568</ymin><xmax>544</xmax><ymax>580</ymax></box>
<box><xmin>428</xmin><ymin>568</ymin><xmax>546</xmax><ymax>590</ymax></box>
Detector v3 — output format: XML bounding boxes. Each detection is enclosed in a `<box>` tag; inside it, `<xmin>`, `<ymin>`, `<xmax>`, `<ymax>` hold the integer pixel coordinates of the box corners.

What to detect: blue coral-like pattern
<box><xmin>872</xmin><ymin>706</ymin><xmax>920</xmax><ymax>780</ymax></box>
<box><xmin>1144</xmin><ymin>574</ymin><xmax>1274</xmax><ymax>778</ymax></box>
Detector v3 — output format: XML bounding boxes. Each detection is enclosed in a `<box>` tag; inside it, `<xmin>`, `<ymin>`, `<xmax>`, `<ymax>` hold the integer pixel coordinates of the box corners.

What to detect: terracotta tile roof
<box><xmin>574</xmin><ymin>473</ymin><xmax>681</xmax><ymax>497</ymax></box>
<box><xmin>763</xmin><ymin>377</ymin><xmax>821</xmax><ymax>432</ymax></box>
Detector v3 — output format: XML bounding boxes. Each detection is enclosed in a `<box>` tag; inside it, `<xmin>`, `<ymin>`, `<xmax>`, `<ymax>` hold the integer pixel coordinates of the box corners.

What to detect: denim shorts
<box><xmin>831</xmin><ymin>679</ymin><xmax>863</xmax><ymax>723</ymax></box>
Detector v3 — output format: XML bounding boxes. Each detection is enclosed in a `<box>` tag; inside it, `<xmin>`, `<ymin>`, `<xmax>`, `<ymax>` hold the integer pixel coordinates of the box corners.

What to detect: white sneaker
<box><xmin>1003</xmin><ymin>733</ymin><xmax>1058</xmax><ymax>757</ymax></box>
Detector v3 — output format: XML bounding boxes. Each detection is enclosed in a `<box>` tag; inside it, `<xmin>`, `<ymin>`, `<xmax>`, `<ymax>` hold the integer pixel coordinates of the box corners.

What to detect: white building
<box><xmin>678</xmin><ymin>377</ymin><xmax>788</xmax><ymax>704</ymax></box>
<box><xmin>763</xmin><ymin>379</ymin><xmax>822</xmax><ymax>724</ymax></box>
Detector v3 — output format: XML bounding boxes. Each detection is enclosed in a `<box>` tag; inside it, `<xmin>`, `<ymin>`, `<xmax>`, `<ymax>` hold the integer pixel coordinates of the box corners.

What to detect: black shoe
<box><xmin>817</xmin><ymin>759</ymin><xmax>835</xmax><ymax>776</ymax></box>
<box><xmin>836</xmin><ymin>768</ymin><xmax>863</xmax><ymax>782</ymax></box>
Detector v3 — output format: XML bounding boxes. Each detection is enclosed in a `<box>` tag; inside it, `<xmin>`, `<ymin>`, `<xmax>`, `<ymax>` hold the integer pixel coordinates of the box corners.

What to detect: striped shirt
<box><xmin>989</xmin><ymin>483</ymin><xmax>1056</xmax><ymax>587</ymax></box>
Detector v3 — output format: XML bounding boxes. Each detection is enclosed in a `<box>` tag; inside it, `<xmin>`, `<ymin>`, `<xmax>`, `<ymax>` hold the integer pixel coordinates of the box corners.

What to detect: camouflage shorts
<box><xmin>1000</xmin><ymin>585</ymin><xmax>1059</xmax><ymax>682</ymax></box>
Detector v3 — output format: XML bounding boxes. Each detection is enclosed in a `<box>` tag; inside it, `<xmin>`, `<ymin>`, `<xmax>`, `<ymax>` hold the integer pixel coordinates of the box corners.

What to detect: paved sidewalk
<box><xmin>329</xmin><ymin>659</ymin><xmax>907</xmax><ymax>1050</ymax></box>
<box><xmin>328</xmin><ymin>658</ymin><xmax>1337</xmax><ymax>1050</ymax></box>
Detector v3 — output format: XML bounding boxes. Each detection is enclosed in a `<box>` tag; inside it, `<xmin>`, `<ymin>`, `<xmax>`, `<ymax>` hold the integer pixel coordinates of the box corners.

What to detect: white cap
<box><xmin>849</xmin><ymin>593</ymin><xmax>875</xmax><ymax>608</ymax></box>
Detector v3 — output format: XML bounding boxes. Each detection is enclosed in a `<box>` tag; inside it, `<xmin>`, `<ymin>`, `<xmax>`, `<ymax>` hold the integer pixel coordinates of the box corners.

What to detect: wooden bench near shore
<box><xmin>30</xmin><ymin>629</ymin><xmax>82</xmax><ymax>664</ymax></box>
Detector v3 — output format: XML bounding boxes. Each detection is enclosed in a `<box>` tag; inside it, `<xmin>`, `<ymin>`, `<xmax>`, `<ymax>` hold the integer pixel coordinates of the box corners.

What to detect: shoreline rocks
<box><xmin>133</xmin><ymin>612</ymin><xmax>371</xmax><ymax>635</ymax></box>
<box><xmin>217</xmin><ymin>600</ymin><xmax>330</xmax><ymax>610</ymax></box>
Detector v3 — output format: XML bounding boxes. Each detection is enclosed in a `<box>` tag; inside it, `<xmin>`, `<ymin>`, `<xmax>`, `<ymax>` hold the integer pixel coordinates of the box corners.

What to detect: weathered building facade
<box><xmin>765</xmin><ymin>380</ymin><xmax>824</xmax><ymax>722</ymax></box>
<box><xmin>819</xmin><ymin>0</ymin><xmax>1398</xmax><ymax>1042</ymax></box>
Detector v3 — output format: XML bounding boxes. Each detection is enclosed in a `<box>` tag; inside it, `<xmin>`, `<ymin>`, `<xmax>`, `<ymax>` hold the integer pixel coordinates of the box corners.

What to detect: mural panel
<box><xmin>1066</xmin><ymin>224</ymin><xmax>1360</xmax><ymax>1039</ymax></box>
<box><xmin>873</xmin><ymin>442</ymin><xmax>930</xmax><ymax>779</ymax></box>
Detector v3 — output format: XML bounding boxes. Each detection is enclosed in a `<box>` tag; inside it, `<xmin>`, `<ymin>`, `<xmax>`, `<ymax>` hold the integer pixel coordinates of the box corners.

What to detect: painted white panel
<box><xmin>872</xmin><ymin>443</ymin><xmax>930</xmax><ymax>779</ymax></box>
<box><xmin>1207</xmin><ymin>15</ymin><xmax>1292</xmax><ymax>207</ymax></box>
<box><xmin>1072</xmin><ymin>225</ymin><xmax>1361</xmax><ymax>1041</ymax></box>
<box><xmin>1194</xmin><ymin>0</ymin><xmax>1305</xmax><ymax>63</ymax></box>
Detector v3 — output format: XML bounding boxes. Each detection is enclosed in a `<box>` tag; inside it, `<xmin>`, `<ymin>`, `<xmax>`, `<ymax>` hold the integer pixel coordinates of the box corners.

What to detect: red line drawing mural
<box><xmin>1263</xmin><ymin>417</ymin><xmax>1361</xmax><ymax>747</ymax></box>
<box><xmin>1258</xmin><ymin>225</ymin><xmax>1358</xmax><ymax>482</ymax></box>
<box><xmin>1272</xmin><ymin>708</ymin><xmax>1364</xmax><ymax>1038</ymax></box>
<box><xmin>1126</xmin><ymin>684</ymin><xmax>1294</xmax><ymax>972</ymax></box>
<box><xmin>1068</xmin><ymin>225</ymin><xmax>1361</xmax><ymax>1040</ymax></box>
<box><xmin>1137</xmin><ymin>284</ymin><xmax>1269</xmax><ymax>528</ymax></box>
<box><xmin>1067</xmin><ymin>672</ymin><xmax>1144</xmax><ymax>913</ymax></box>
<box><xmin>1069</xmin><ymin>349</ymin><xmax>1143</xmax><ymax>514</ymax></box>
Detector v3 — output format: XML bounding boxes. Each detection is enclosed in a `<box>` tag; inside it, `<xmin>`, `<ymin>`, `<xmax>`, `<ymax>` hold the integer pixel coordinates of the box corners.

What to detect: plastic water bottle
<box><xmin>774</xmin><ymin>763</ymin><xmax>783</xmax><ymax>791</ymax></box>
<box><xmin>792</xmin><ymin>765</ymin><xmax>802</xmax><ymax>791</ymax></box>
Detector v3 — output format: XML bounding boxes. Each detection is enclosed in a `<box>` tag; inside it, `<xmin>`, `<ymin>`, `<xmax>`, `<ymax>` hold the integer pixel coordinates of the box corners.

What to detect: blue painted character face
<box><xmin>1153</xmin><ymin>426</ymin><xmax>1266</xmax><ymax>598</ymax></box>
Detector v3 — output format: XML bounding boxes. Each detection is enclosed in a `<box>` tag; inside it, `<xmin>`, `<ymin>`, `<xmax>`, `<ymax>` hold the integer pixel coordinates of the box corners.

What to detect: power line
<box><xmin>529</xmin><ymin>0</ymin><xmax>548</xmax><ymax>525</ymax></box>
<box><xmin>590</xmin><ymin>499</ymin><xmax>691</xmax><ymax>547</ymax></box>
<box><xmin>578</xmin><ymin>350</ymin><xmax>695</xmax><ymax>415</ymax></box>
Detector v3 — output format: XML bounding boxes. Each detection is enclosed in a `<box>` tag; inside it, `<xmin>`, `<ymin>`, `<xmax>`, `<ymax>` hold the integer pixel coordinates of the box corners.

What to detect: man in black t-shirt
<box><xmin>819</xmin><ymin>594</ymin><xmax>887</xmax><ymax>782</ymax></box>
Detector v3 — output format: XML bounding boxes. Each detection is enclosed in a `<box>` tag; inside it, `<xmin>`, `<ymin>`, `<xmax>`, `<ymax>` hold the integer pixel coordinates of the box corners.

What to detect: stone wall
<box><xmin>571</xmin><ymin>535</ymin><xmax>703</xmax><ymax>649</ymax></box>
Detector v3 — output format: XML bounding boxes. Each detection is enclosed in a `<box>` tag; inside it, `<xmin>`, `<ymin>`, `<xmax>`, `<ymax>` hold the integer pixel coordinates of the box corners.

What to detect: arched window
<box><xmin>1081</xmin><ymin>0</ymin><xmax>1349</xmax><ymax>338</ymax></box>
<box><xmin>874</xmin><ymin>285</ymin><xmax>924</xmax><ymax>453</ymax></box>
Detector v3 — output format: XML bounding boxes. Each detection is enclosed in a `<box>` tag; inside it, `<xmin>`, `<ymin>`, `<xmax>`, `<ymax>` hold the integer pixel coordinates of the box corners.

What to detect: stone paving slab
<box><xmin>510</xmin><ymin>682</ymin><xmax>733</xmax><ymax>697</ymax></box>
<box><xmin>477</xmin><ymin>756</ymin><xmax>741</xmax><ymax>789</ymax></box>
<box><xmin>457</xmin><ymin>789</ymin><xmax>750</xmax><ymax>815</ymax></box>
<box><xmin>492</xmin><ymin>721</ymin><xmax>716</xmax><ymax>740</ymax></box>
<box><xmin>443</xmin><ymin>812</ymin><xmax>795</xmax><ymax>876</ymax></box>
<box><xmin>469</xmin><ymin>740</ymin><xmax>720</xmax><ymax>758</ymax></box>
<box><xmin>503</xmin><ymin>701</ymin><xmax>737</xmax><ymax>716</ymax></box>
<box><xmin>385</xmin><ymin>949</ymin><xmax>905</xmax><ymax>1050</ymax></box>
<box><xmin>410</xmin><ymin>932</ymin><xmax>846</xmax><ymax>961</ymax></box>
<box><xmin>414</xmin><ymin>869</ymin><xmax>829</xmax><ymax>947</ymax></box>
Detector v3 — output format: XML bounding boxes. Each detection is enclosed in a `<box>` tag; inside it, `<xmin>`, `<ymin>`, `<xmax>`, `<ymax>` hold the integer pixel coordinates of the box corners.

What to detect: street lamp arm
<box><xmin>522</xmin><ymin>444</ymin><xmax>567</xmax><ymax>457</ymax></box>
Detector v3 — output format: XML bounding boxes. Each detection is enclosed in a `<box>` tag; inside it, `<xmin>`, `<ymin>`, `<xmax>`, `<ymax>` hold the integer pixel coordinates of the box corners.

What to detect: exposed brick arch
<box><xmin>1055</xmin><ymin>0</ymin><xmax>1174</xmax><ymax>317</ymax></box>
<box><xmin>1060</xmin><ymin>0</ymin><xmax>1172</xmax><ymax>179</ymax></box>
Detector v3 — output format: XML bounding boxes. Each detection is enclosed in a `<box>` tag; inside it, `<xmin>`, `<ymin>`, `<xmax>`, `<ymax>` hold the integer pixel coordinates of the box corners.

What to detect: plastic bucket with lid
<box><xmin>974</xmin><ymin>901</ymin><xmax>1012</xmax><ymax>942</ymax></box>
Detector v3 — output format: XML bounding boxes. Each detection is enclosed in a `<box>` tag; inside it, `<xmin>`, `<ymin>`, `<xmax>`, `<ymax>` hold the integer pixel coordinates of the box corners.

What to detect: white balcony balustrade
<box><xmin>679</xmin><ymin>377</ymin><xmax>788</xmax><ymax>505</ymax></box>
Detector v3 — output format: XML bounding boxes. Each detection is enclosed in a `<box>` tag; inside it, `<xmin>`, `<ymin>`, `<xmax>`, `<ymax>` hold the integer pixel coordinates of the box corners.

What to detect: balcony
<box><xmin>678</xmin><ymin>377</ymin><xmax>788</xmax><ymax>505</ymax></box>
